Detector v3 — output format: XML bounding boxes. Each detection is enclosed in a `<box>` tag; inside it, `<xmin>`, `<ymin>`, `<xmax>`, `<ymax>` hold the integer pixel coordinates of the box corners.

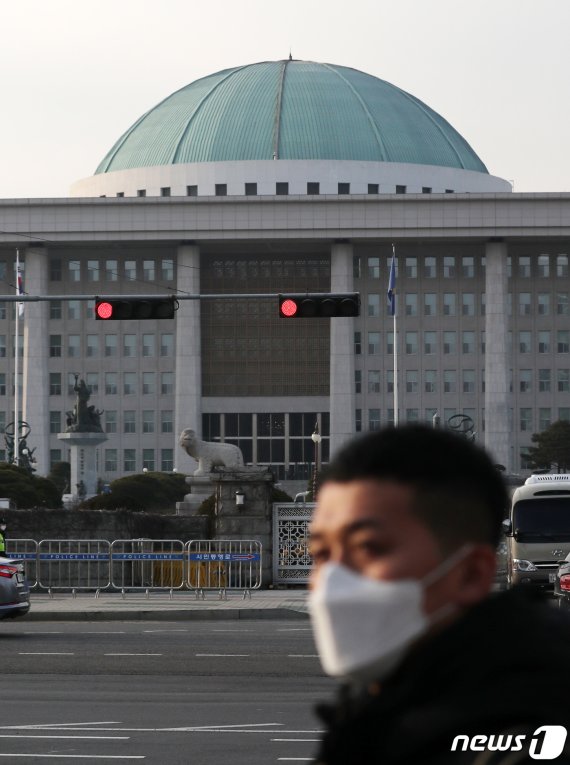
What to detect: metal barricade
<box><xmin>273</xmin><ymin>503</ymin><xmax>314</xmax><ymax>585</ymax></box>
<box><xmin>5</xmin><ymin>539</ymin><xmax>39</xmax><ymax>588</ymax></box>
<box><xmin>110</xmin><ymin>539</ymin><xmax>185</xmax><ymax>591</ymax></box>
<box><xmin>38</xmin><ymin>540</ymin><xmax>111</xmax><ymax>591</ymax></box>
<box><xmin>186</xmin><ymin>539</ymin><xmax>262</xmax><ymax>599</ymax></box>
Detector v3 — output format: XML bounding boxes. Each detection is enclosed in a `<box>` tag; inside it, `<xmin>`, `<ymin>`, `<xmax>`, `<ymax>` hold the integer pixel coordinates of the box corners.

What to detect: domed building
<box><xmin>0</xmin><ymin>59</ymin><xmax>568</xmax><ymax>494</ymax></box>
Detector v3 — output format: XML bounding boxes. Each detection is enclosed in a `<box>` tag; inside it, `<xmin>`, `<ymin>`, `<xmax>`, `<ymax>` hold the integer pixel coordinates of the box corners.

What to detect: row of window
<box><xmin>114</xmin><ymin>182</ymin><xmax>447</xmax><ymax>199</ymax></box>
<box><xmin>355</xmin><ymin>330</ymin><xmax>570</xmax><ymax>356</ymax></box>
<box><xmin>46</xmin><ymin>372</ymin><xmax>174</xmax><ymax>397</ymax></box>
<box><xmin>356</xmin><ymin>368</ymin><xmax>570</xmax><ymax>395</ymax></box>
<box><xmin>48</xmin><ymin>258</ymin><xmax>174</xmax><ymax>283</ymax></box>
<box><xmin>354</xmin><ymin>407</ymin><xmax>570</xmax><ymax>434</ymax></box>
<box><xmin>40</xmin><ymin>447</ymin><xmax>175</xmax><ymax>474</ymax></box>
<box><xmin>353</xmin><ymin>254</ymin><xmax>570</xmax><ymax>280</ymax></box>
<box><xmin>47</xmin><ymin>333</ymin><xmax>173</xmax><ymax>358</ymax></box>
<box><xmin>48</xmin><ymin>409</ymin><xmax>173</xmax><ymax>435</ymax></box>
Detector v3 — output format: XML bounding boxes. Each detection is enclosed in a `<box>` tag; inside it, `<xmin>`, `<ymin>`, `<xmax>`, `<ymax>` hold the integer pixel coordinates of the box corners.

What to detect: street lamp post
<box><xmin>311</xmin><ymin>422</ymin><xmax>322</xmax><ymax>501</ymax></box>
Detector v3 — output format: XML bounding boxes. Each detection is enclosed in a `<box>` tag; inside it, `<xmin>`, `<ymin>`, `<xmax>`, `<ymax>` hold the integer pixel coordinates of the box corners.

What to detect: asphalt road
<box><xmin>0</xmin><ymin>620</ymin><xmax>335</xmax><ymax>764</ymax></box>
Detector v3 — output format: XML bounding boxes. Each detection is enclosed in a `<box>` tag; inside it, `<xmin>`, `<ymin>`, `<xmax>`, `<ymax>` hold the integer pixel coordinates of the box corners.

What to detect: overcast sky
<box><xmin>1</xmin><ymin>0</ymin><xmax>568</xmax><ymax>198</ymax></box>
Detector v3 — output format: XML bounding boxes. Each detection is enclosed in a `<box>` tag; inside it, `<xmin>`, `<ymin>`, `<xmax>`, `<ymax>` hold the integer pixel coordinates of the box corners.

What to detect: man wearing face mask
<box><xmin>308</xmin><ymin>425</ymin><xmax>570</xmax><ymax>765</ymax></box>
<box><xmin>0</xmin><ymin>518</ymin><xmax>7</xmax><ymax>557</ymax></box>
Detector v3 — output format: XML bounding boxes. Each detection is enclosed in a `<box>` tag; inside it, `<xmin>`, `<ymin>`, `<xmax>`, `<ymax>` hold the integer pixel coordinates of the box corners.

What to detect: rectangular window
<box><xmin>215</xmin><ymin>184</ymin><xmax>227</xmax><ymax>196</ymax></box>
<box><xmin>49</xmin><ymin>411</ymin><xmax>61</xmax><ymax>434</ymax></box>
<box><xmin>187</xmin><ymin>185</ymin><xmax>198</xmax><ymax>197</ymax></box>
<box><xmin>558</xmin><ymin>292</ymin><xmax>569</xmax><ymax>316</ymax></box>
<box><xmin>161</xmin><ymin>259</ymin><xmax>174</xmax><ymax>281</ymax></box>
<box><xmin>443</xmin><ymin>256</ymin><xmax>456</xmax><ymax>278</ymax></box>
<box><xmin>519</xmin><ymin>292</ymin><xmax>532</xmax><ymax>316</ymax></box>
<box><xmin>557</xmin><ymin>330</ymin><xmax>569</xmax><ymax>353</ymax></box>
<box><xmin>462</xmin><ymin>293</ymin><xmax>475</xmax><ymax>316</ymax></box>
<box><xmin>338</xmin><ymin>182</ymin><xmax>350</xmax><ymax>194</ymax></box>
<box><xmin>424</xmin><ymin>370</ymin><xmax>437</xmax><ymax>393</ymax></box>
<box><xmin>0</xmin><ymin>336</ymin><xmax>5</xmax><ymax>359</ymax></box>
<box><xmin>87</xmin><ymin>260</ymin><xmax>99</xmax><ymax>281</ymax></box>
<box><xmin>368</xmin><ymin>257</ymin><xmax>380</xmax><ymax>279</ymax></box>
<box><xmin>368</xmin><ymin>370</ymin><xmax>380</xmax><ymax>394</ymax></box>
<box><xmin>368</xmin><ymin>332</ymin><xmax>380</xmax><ymax>355</ymax></box>
<box><xmin>559</xmin><ymin>408</ymin><xmax>570</xmax><ymax>422</ymax></box>
<box><xmin>0</xmin><ymin>374</ymin><xmax>5</xmax><ymax>396</ymax></box>
<box><xmin>68</xmin><ymin>300</ymin><xmax>80</xmax><ymax>320</ymax></box>
<box><xmin>405</xmin><ymin>257</ymin><xmax>417</xmax><ymax>279</ymax></box>
<box><xmin>137</xmin><ymin>189</ymin><xmax>146</xmax><ymax>197</ymax></box>
<box><xmin>424</xmin><ymin>293</ymin><xmax>436</xmax><ymax>316</ymax></box>
<box><xmin>123</xmin><ymin>372</ymin><xmax>136</xmax><ymax>395</ymax></box>
<box><xmin>368</xmin><ymin>183</ymin><xmax>379</xmax><ymax>194</ymax></box>
<box><xmin>49</xmin><ymin>373</ymin><xmax>61</xmax><ymax>396</ymax></box>
<box><xmin>161</xmin><ymin>449</ymin><xmax>174</xmax><ymax>472</ymax></box>
<box><xmin>367</xmin><ymin>294</ymin><xmax>380</xmax><ymax>317</ymax></box>
<box><xmin>519</xmin><ymin>369</ymin><xmax>532</xmax><ymax>393</ymax></box>
<box><xmin>124</xmin><ymin>410</ymin><xmax>136</xmax><ymax>433</ymax></box>
<box><xmin>444</xmin><ymin>370</ymin><xmax>456</xmax><ymax>393</ymax></box>
<box><xmin>355</xmin><ymin>409</ymin><xmax>362</xmax><ymax>433</ymax></box>
<box><xmin>520</xmin><ymin>408</ymin><xmax>532</xmax><ymax>432</ymax></box>
<box><xmin>462</xmin><ymin>256</ymin><xmax>475</xmax><ymax>278</ymax></box>
<box><xmin>519</xmin><ymin>331</ymin><xmax>532</xmax><ymax>354</ymax></box>
<box><xmin>386</xmin><ymin>370</ymin><xmax>394</xmax><ymax>393</ymax></box>
<box><xmin>276</xmin><ymin>182</ymin><xmax>289</xmax><ymax>195</ymax></box>
<box><xmin>462</xmin><ymin>331</ymin><xmax>475</xmax><ymax>354</ymax></box>
<box><xmin>104</xmin><ymin>449</ymin><xmax>118</xmax><ymax>472</ymax></box>
<box><xmin>49</xmin><ymin>259</ymin><xmax>62</xmax><ymax>281</ymax></box>
<box><xmin>395</xmin><ymin>185</ymin><xmax>406</xmax><ymax>194</ymax></box>
<box><xmin>67</xmin><ymin>373</ymin><xmax>76</xmax><ymax>395</ymax></box>
<box><xmin>463</xmin><ymin>370</ymin><xmax>475</xmax><ymax>394</ymax></box>
<box><xmin>307</xmin><ymin>182</ymin><xmax>320</xmax><ymax>194</ymax></box>
<box><xmin>143</xmin><ymin>372</ymin><xmax>155</xmax><ymax>394</ymax></box>
<box><xmin>124</xmin><ymin>449</ymin><xmax>136</xmax><ymax>472</ymax></box>
<box><xmin>245</xmin><ymin>182</ymin><xmax>257</xmax><ymax>195</ymax></box>
<box><xmin>125</xmin><ymin>260</ymin><xmax>136</xmax><ymax>280</ymax></box>
<box><xmin>160</xmin><ymin>333</ymin><xmax>174</xmax><ymax>357</ymax></box>
<box><xmin>86</xmin><ymin>334</ymin><xmax>99</xmax><ymax>357</ymax></box>
<box><xmin>368</xmin><ymin>409</ymin><xmax>380</xmax><ymax>431</ymax></box>
<box><xmin>142</xmin><ymin>410</ymin><xmax>155</xmax><ymax>434</ymax></box>
<box><xmin>443</xmin><ymin>293</ymin><xmax>456</xmax><ymax>316</ymax></box>
<box><xmin>386</xmin><ymin>332</ymin><xmax>394</xmax><ymax>355</ymax></box>
<box><xmin>161</xmin><ymin>410</ymin><xmax>173</xmax><ymax>433</ymax></box>
<box><xmin>143</xmin><ymin>260</ymin><xmax>155</xmax><ymax>281</ymax></box>
<box><xmin>123</xmin><ymin>334</ymin><xmax>136</xmax><ymax>357</ymax></box>
<box><xmin>538</xmin><ymin>331</ymin><xmax>551</xmax><ymax>354</ymax></box>
<box><xmin>537</xmin><ymin>293</ymin><xmax>550</xmax><ymax>315</ymax></box>
<box><xmin>105</xmin><ymin>260</ymin><xmax>118</xmax><ymax>281</ymax></box>
<box><xmin>161</xmin><ymin>372</ymin><xmax>174</xmax><ymax>394</ymax></box>
<box><xmin>105</xmin><ymin>410</ymin><xmax>117</xmax><ymax>433</ymax></box>
<box><xmin>518</xmin><ymin>256</ymin><xmax>531</xmax><ymax>278</ymax></box>
<box><xmin>421</xmin><ymin>187</ymin><xmax>432</xmax><ymax>194</ymax></box>
<box><xmin>49</xmin><ymin>301</ymin><xmax>62</xmax><ymax>320</ymax></box>
<box><xmin>160</xmin><ymin>187</ymin><xmax>171</xmax><ymax>197</ymax></box>
<box><xmin>142</xmin><ymin>449</ymin><xmax>155</xmax><ymax>471</ymax></box>
<box><xmin>558</xmin><ymin>369</ymin><xmax>570</xmax><ymax>393</ymax></box>
<box><xmin>355</xmin><ymin>369</ymin><xmax>362</xmax><ymax>394</ymax></box>
<box><xmin>539</xmin><ymin>369</ymin><xmax>551</xmax><ymax>392</ymax></box>
<box><xmin>557</xmin><ymin>254</ymin><xmax>569</xmax><ymax>278</ymax></box>
<box><xmin>142</xmin><ymin>333</ymin><xmax>154</xmax><ymax>357</ymax></box>
<box><xmin>49</xmin><ymin>335</ymin><xmax>62</xmax><ymax>358</ymax></box>
<box><xmin>405</xmin><ymin>331</ymin><xmax>418</xmax><ymax>354</ymax></box>
<box><xmin>69</xmin><ymin>261</ymin><xmax>80</xmax><ymax>282</ymax></box>
<box><xmin>105</xmin><ymin>373</ymin><xmax>117</xmax><ymax>395</ymax></box>
<box><xmin>539</xmin><ymin>407</ymin><xmax>551</xmax><ymax>430</ymax></box>
<box><xmin>105</xmin><ymin>334</ymin><xmax>117</xmax><ymax>357</ymax></box>
<box><xmin>405</xmin><ymin>293</ymin><xmax>417</xmax><ymax>316</ymax></box>
<box><xmin>406</xmin><ymin>408</ymin><xmax>419</xmax><ymax>422</ymax></box>
<box><xmin>86</xmin><ymin>372</ymin><xmax>98</xmax><ymax>394</ymax></box>
<box><xmin>443</xmin><ymin>331</ymin><xmax>456</xmax><ymax>354</ymax></box>
<box><xmin>49</xmin><ymin>449</ymin><xmax>62</xmax><ymax>469</ymax></box>
<box><xmin>538</xmin><ymin>254</ymin><xmax>550</xmax><ymax>277</ymax></box>
<box><xmin>354</xmin><ymin>331</ymin><xmax>361</xmax><ymax>355</ymax></box>
<box><xmin>352</xmin><ymin>256</ymin><xmax>361</xmax><ymax>279</ymax></box>
<box><xmin>406</xmin><ymin>370</ymin><xmax>418</xmax><ymax>394</ymax></box>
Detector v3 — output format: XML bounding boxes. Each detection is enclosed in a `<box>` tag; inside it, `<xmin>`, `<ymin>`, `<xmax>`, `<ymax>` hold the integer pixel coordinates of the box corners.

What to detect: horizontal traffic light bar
<box><xmin>279</xmin><ymin>293</ymin><xmax>360</xmax><ymax>318</ymax></box>
<box><xmin>95</xmin><ymin>296</ymin><xmax>176</xmax><ymax>320</ymax></box>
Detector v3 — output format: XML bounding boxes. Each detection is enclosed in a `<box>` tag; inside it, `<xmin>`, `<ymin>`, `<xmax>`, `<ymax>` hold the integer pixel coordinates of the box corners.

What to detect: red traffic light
<box><xmin>278</xmin><ymin>293</ymin><xmax>360</xmax><ymax>318</ymax></box>
<box><xmin>95</xmin><ymin>297</ymin><xmax>176</xmax><ymax>320</ymax></box>
<box><xmin>96</xmin><ymin>301</ymin><xmax>113</xmax><ymax>320</ymax></box>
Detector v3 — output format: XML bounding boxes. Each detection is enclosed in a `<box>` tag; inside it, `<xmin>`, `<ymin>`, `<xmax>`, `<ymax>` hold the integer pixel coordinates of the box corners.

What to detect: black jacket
<box><xmin>314</xmin><ymin>588</ymin><xmax>570</xmax><ymax>764</ymax></box>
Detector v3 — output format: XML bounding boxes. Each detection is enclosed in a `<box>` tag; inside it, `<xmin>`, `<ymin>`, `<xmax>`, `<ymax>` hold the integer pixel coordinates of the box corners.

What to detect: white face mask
<box><xmin>308</xmin><ymin>546</ymin><xmax>471</xmax><ymax>683</ymax></box>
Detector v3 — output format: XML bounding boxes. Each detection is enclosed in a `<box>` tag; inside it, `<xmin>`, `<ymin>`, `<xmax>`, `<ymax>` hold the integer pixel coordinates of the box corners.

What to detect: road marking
<box><xmin>23</xmin><ymin>631</ymin><xmax>64</xmax><ymax>634</ymax></box>
<box><xmin>272</xmin><ymin>738</ymin><xmax>320</xmax><ymax>742</ymax></box>
<box><xmin>79</xmin><ymin>631</ymin><xmax>126</xmax><ymax>634</ymax></box>
<box><xmin>143</xmin><ymin>629</ymin><xmax>188</xmax><ymax>633</ymax></box>
<box><xmin>277</xmin><ymin>759</ymin><xmax>313</xmax><ymax>762</ymax></box>
<box><xmin>18</xmin><ymin>652</ymin><xmax>74</xmax><ymax>656</ymax></box>
<box><xmin>104</xmin><ymin>653</ymin><xmax>162</xmax><ymax>656</ymax></box>
<box><xmin>211</xmin><ymin>629</ymin><xmax>255</xmax><ymax>632</ymax></box>
<box><xmin>195</xmin><ymin>653</ymin><xmax>250</xmax><ymax>657</ymax></box>
<box><xmin>287</xmin><ymin>654</ymin><xmax>318</xmax><ymax>658</ymax></box>
<box><xmin>0</xmin><ymin>756</ymin><xmax>144</xmax><ymax>760</ymax></box>
<box><xmin>0</xmin><ymin>722</ymin><xmax>122</xmax><ymax>731</ymax></box>
<box><xmin>0</xmin><ymin>735</ymin><xmax>130</xmax><ymax>740</ymax></box>
<box><xmin>276</xmin><ymin>628</ymin><xmax>312</xmax><ymax>632</ymax></box>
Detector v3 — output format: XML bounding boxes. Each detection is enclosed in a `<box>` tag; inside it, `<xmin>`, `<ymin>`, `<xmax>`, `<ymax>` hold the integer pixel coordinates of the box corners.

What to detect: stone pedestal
<box><xmin>176</xmin><ymin>476</ymin><xmax>214</xmax><ymax>516</ymax></box>
<box><xmin>57</xmin><ymin>431</ymin><xmax>108</xmax><ymax>501</ymax></box>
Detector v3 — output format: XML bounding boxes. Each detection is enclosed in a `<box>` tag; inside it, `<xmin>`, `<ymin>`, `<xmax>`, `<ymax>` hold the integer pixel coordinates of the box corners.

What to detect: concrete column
<box><xmin>329</xmin><ymin>242</ymin><xmax>355</xmax><ymax>459</ymax></box>
<box><xmin>484</xmin><ymin>240</ymin><xmax>511</xmax><ymax>471</ymax></box>
<box><xmin>22</xmin><ymin>247</ymin><xmax>50</xmax><ymax>476</ymax></box>
<box><xmin>174</xmin><ymin>244</ymin><xmax>202</xmax><ymax>472</ymax></box>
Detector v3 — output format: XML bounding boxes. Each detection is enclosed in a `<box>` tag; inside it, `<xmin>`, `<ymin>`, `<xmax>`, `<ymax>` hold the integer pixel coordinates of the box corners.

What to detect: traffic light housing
<box><xmin>278</xmin><ymin>293</ymin><xmax>360</xmax><ymax>318</ymax></box>
<box><xmin>95</xmin><ymin>297</ymin><xmax>176</xmax><ymax>320</ymax></box>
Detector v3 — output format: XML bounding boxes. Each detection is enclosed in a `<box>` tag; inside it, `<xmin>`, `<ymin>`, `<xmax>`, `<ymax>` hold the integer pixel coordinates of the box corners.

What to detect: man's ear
<box><xmin>453</xmin><ymin>545</ymin><xmax>497</xmax><ymax>607</ymax></box>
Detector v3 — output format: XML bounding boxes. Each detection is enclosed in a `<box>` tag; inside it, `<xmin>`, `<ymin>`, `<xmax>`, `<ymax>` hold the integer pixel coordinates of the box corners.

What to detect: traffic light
<box><xmin>95</xmin><ymin>297</ymin><xmax>176</xmax><ymax>320</ymax></box>
<box><xmin>278</xmin><ymin>293</ymin><xmax>360</xmax><ymax>318</ymax></box>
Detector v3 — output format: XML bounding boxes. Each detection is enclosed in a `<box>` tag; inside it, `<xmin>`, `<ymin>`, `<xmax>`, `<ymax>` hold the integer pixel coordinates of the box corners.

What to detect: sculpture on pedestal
<box><xmin>179</xmin><ymin>428</ymin><xmax>244</xmax><ymax>476</ymax></box>
<box><xmin>65</xmin><ymin>375</ymin><xmax>103</xmax><ymax>433</ymax></box>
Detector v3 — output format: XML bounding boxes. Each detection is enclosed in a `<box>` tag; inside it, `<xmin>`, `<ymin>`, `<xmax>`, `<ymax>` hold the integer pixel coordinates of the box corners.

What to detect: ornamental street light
<box><xmin>311</xmin><ymin>422</ymin><xmax>322</xmax><ymax>501</ymax></box>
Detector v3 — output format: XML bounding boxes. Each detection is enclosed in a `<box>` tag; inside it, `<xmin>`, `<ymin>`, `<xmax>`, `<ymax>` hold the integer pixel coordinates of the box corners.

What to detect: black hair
<box><xmin>321</xmin><ymin>425</ymin><xmax>509</xmax><ymax>550</ymax></box>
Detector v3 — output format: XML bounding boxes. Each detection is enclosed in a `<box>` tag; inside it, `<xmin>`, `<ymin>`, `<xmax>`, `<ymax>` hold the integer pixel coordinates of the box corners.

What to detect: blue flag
<box><xmin>387</xmin><ymin>252</ymin><xmax>396</xmax><ymax>316</ymax></box>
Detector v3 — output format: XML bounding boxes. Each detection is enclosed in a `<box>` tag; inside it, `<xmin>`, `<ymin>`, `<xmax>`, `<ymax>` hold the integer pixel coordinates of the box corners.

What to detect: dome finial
<box><xmin>289</xmin><ymin>51</ymin><xmax>293</xmax><ymax>61</ymax></box>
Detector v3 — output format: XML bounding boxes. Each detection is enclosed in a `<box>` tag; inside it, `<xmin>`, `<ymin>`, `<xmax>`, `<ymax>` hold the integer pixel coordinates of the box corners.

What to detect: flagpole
<box><xmin>388</xmin><ymin>244</ymin><xmax>398</xmax><ymax>426</ymax></box>
<box><xmin>14</xmin><ymin>250</ymin><xmax>20</xmax><ymax>465</ymax></box>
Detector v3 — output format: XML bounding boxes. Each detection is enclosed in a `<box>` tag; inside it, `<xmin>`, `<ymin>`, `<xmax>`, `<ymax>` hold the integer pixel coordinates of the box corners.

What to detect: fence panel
<box><xmin>186</xmin><ymin>540</ymin><xmax>262</xmax><ymax>592</ymax></box>
<box><xmin>37</xmin><ymin>540</ymin><xmax>111</xmax><ymax>590</ymax></box>
<box><xmin>5</xmin><ymin>539</ymin><xmax>39</xmax><ymax>588</ymax></box>
<box><xmin>110</xmin><ymin>539</ymin><xmax>185</xmax><ymax>590</ymax></box>
<box><xmin>273</xmin><ymin>503</ymin><xmax>314</xmax><ymax>585</ymax></box>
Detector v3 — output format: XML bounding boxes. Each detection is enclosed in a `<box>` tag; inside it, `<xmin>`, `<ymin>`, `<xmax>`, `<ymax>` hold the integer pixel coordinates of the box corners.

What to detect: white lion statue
<box><xmin>179</xmin><ymin>428</ymin><xmax>244</xmax><ymax>476</ymax></box>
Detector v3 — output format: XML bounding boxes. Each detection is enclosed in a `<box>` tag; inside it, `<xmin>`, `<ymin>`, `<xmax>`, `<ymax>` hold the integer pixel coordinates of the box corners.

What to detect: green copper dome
<box><xmin>96</xmin><ymin>60</ymin><xmax>488</xmax><ymax>174</ymax></box>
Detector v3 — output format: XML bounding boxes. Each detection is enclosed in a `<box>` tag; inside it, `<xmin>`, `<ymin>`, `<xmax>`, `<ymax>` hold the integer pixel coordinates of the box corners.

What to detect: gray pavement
<box><xmin>23</xmin><ymin>587</ymin><xmax>310</xmax><ymax>621</ymax></box>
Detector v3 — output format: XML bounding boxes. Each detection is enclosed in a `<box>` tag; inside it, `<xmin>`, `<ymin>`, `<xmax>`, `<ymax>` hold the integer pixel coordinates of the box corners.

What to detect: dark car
<box><xmin>0</xmin><ymin>557</ymin><xmax>30</xmax><ymax>619</ymax></box>
<box><xmin>553</xmin><ymin>553</ymin><xmax>570</xmax><ymax>609</ymax></box>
